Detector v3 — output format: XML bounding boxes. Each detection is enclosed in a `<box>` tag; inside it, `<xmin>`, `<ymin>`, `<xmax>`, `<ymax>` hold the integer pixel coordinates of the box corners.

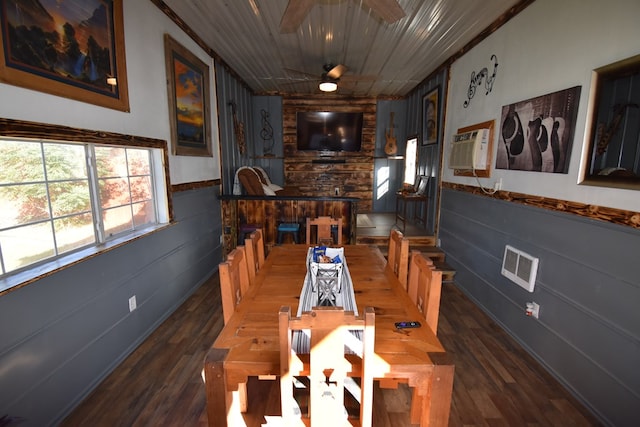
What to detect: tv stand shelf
<box><xmin>312</xmin><ymin>158</ymin><xmax>346</xmax><ymax>164</ymax></box>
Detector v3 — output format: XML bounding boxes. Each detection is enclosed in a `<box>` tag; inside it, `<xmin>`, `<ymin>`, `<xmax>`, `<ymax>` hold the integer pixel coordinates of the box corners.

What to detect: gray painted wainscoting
<box><xmin>0</xmin><ymin>186</ymin><xmax>223</xmax><ymax>426</ymax></box>
<box><xmin>439</xmin><ymin>188</ymin><xmax>640</xmax><ymax>427</ymax></box>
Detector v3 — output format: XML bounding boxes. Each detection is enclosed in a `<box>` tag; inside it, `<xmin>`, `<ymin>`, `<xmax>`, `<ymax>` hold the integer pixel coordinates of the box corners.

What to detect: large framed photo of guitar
<box><xmin>422</xmin><ymin>86</ymin><xmax>440</xmax><ymax>145</ymax></box>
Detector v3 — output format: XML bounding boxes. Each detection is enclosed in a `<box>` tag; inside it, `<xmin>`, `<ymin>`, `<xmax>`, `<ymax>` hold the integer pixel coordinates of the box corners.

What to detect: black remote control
<box><xmin>395</xmin><ymin>321</ymin><xmax>421</xmax><ymax>329</ymax></box>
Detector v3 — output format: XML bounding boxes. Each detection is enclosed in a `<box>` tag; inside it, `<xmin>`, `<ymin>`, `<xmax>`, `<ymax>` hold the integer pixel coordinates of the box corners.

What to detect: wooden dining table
<box><xmin>204</xmin><ymin>244</ymin><xmax>454</xmax><ymax>426</ymax></box>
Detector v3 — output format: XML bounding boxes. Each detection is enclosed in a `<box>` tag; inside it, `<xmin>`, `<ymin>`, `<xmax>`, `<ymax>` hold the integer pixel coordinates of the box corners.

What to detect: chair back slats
<box><xmin>306</xmin><ymin>216</ymin><xmax>343</xmax><ymax>246</ymax></box>
<box><xmin>407</xmin><ymin>250</ymin><xmax>443</xmax><ymax>334</ymax></box>
<box><xmin>387</xmin><ymin>229</ymin><xmax>409</xmax><ymax>289</ymax></box>
<box><xmin>219</xmin><ymin>246</ymin><xmax>250</xmax><ymax>324</ymax></box>
<box><xmin>279</xmin><ymin>306</ymin><xmax>375</xmax><ymax>427</ymax></box>
<box><xmin>244</xmin><ymin>228</ymin><xmax>265</xmax><ymax>285</ymax></box>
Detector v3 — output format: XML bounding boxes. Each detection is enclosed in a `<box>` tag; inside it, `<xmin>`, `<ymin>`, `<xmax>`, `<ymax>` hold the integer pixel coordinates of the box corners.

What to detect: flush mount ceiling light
<box><xmin>319</xmin><ymin>80</ymin><xmax>337</xmax><ymax>92</ymax></box>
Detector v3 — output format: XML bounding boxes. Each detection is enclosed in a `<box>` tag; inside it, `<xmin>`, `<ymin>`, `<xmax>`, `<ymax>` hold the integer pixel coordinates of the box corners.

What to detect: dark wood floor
<box><xmin>356</xmin><ymin>212</ymin><xmax>426</xmax><ymax>237</ymax></box>
<box><xmin>61</xmin><ymin>262</ymin><xmax>602</xmax><ymax>427</ymax></box>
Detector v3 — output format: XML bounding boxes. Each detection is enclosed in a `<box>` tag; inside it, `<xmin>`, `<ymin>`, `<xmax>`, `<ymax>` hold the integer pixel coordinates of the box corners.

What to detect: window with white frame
<box><xmin>403</xmin><ymin>135</ymin><xmax>418</xmax><ymax>186</ymax></box>
<box><xmin>0</xmin><ymin>135</ymin><xmax>169</xmax><ymax>280</ymax></box>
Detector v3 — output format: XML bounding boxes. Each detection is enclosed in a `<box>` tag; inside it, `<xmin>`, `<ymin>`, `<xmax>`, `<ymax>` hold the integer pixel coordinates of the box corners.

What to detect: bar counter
<box><xmin>219</xmin><ymin>194</ymin><xmax>359</xmax><ymax>254</ymax></box>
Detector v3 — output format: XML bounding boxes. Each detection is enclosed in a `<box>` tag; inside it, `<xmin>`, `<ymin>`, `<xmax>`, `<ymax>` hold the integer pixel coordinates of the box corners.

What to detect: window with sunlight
<box><xmin>404</xmin><ymin>136</ymin><xmax>418</xmax><ymax>185</ymax></box>
<box><xmin>0</xmin><ymin>137</ymin><xmax>165</xmax><ymax>279</ymax></box>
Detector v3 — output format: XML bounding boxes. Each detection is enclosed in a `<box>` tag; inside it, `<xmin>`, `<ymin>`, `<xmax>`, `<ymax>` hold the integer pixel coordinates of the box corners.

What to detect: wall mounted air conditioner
<box><xmin>448</xmin><ymin>128</ymin><xmax>490</xmax><ymax>170</ymax></box>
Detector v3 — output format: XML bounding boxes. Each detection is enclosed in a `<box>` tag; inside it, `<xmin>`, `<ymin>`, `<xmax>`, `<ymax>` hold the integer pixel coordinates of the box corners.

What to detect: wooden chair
<box><xmin>218</xmin><ymin>246</ymin><xmax>251</xmax><ymax>324</ymax></box>
<box><xmin>218</xmin><ymin>246</ymin><xmax>252</xmax><ymax>412</ymax></box>
<box><xmin>279</xmin><ymin>306</ymin><xmax>375</xmax><ymax>427</ymax></box>
<box><xmin>387</xmin><ymin>229</ymin><xmax>409</xmax><ymax>289</ymax></box>
<box><xmin>406</xmin><ymin>250</ymin><xmax>443</xmax><ymax>333</ymax></box>
<box><xmin>306</xmin><ymin>216</ymin><xmax>343</xmax><ymax>246</ymax></box>
<box><xmin>244</xmin><ymin>228</ymin><xmax>265</xmax><ymax>285</ymax></box>
<box><xmin>405</xmin><ymin>250</ymin><xmax>444</xmax><ymax>423</ymax></box>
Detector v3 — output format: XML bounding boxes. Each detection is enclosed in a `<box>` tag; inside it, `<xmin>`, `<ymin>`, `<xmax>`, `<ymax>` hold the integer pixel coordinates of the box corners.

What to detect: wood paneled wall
<box><xmin>220</xmin><ymin>197</ymin><xmax>358</xmax><ymax>254</ymax></box>
<box><xmin>282</xmin><ymin>96</ymin><xmax>376</xmax><ymax>212</ymax></box>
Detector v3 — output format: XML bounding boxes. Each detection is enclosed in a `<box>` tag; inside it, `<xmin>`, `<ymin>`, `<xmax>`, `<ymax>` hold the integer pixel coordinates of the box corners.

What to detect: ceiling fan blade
<box><xmin>362</xmin><ymin>0</ymin><xmax>405</xmax><ymax>23</ymax></box>
<box><xmin>326</xmin><ymin>64</ymin><xmax>348</xmax><ymax>79</ymax></box>
<box><xmin>280</xmin><ymin>0</ymin><xmax>316</xmax><ymax>33</ymax></box>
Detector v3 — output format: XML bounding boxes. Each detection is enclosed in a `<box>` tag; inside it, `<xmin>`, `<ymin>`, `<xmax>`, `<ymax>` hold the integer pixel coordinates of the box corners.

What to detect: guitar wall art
<box><xmin>384</xmin><ymin>112</ymin><xmax>398</xmax><ymax>155</ymax></box>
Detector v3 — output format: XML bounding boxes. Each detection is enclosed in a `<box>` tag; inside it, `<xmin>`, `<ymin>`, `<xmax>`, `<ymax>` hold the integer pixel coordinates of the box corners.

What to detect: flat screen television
<box><xmin>296</xmin><ymin>111</ymin><xmax>363</xmax><ymax>152</ymax></box>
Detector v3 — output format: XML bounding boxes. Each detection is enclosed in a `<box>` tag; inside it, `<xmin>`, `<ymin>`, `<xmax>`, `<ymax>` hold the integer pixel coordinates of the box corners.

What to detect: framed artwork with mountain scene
<box><xmin>164</xmin><ymin>34</ymin><xmax>212</xmax><ymax>157</ymax></box>
<box><xmin>0</xmin><ymin>0</ymin><xmax>129</xmax><ymax>111</ymax></box>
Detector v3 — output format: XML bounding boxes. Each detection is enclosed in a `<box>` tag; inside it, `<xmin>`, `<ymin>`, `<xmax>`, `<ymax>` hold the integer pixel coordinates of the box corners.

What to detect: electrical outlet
<box><xmin>494</xmin><ymin>178</ymin><xmax>502</xmax><ymax>191</ymax></box>
<box><xmin>526</xmin><ymin>302</ymin><xmax>540</xmax><ymax>319</ymax></box>
<box><xmin>129</xmin><ymin>295</ymin><xmax>137</xmax><ymax>312</ymax></box>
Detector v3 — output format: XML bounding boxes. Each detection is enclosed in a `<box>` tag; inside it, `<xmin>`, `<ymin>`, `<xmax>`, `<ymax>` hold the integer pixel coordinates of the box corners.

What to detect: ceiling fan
<box><xmin>286</xmin><ymin>63</ymin><xmax>375</xmax><ymax>92</ymax></box>
<box><xmin>280</xmin><ymin>0</ymin><xmax>405</xmax><ymax>33</ymax></box>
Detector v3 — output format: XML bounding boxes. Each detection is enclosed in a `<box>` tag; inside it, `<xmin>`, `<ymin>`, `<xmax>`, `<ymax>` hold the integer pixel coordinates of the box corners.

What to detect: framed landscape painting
<box><xmin>0</xmin><ymin>0</ymin><xmax>129</xmax><ymax>111</ymax></box>
<box><xmin>164</xmin><ymin>34</ymin><xmax>212</xmax><ymax>157</ymax></box>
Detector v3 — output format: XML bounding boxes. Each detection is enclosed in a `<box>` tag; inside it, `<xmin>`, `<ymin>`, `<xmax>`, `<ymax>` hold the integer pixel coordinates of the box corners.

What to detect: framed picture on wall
<box><xmin>164</xmin><ymin>34</ymin><xmax>212</xmax><ymax>157</ymax></box>
<box><xmin>0</xmin><ymin>0</ymin><xmax>129</xmax><ymax>111</ymax></box>
<box><xmin>422</xmin><ymin>86</ymin><xmax>440</xmax><ymax>145</ymax></box>
<box><xmin>496</xmin><ymin>86</ymin><xmax>581</xmax><ymax>173</ymax></box>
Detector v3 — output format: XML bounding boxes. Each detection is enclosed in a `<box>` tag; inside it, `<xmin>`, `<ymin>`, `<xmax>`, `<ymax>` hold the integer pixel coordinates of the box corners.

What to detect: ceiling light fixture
<box><xmin>319</xmin><ymin>81</ymin><xmax>337</xmax><ymax>92</ymax></box>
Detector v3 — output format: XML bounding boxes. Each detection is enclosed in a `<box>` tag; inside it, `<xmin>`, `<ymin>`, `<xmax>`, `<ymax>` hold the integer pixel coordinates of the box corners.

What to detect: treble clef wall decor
<box><xmin>260</xmin><ymin>109</ymin><xmax>274</xmax><ymax>155</ymax></box>
<box><xmin>229</xmin><ymin>101</ymin><xmax>246</xmax><ymax>155</ymax></box>
<box><xmin>463</xmin><ymin>54</ymin><xmax>499</xmax><ymax>108</ymax></box>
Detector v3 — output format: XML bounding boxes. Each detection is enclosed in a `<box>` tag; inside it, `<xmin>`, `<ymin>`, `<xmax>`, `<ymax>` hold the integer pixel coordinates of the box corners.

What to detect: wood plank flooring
<box><xmin>61</xmin><ymin>272</ymin><xmax>602</xmax><ymax>426</ymax></box>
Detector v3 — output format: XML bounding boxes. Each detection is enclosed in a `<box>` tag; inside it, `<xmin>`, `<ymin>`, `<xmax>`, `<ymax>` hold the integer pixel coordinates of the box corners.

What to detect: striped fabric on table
<box><xmin>293</xmin><ymin>249</ymin><xmax>360</xmax><ymax>354</ymax></box>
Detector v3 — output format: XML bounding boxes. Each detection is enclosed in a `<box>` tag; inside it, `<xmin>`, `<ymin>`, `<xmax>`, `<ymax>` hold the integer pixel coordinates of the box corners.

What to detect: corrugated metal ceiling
<box><xmin>161</xmin><ymin>0</ymin><xmax>524</xmax><ymax>97</ymax></box>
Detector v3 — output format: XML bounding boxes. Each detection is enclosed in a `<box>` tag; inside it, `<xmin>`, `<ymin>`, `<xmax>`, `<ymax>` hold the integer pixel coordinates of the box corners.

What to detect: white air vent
<box><xmin>501</xmin><ymin>245</ymin><xmax>538</xmax><ymax>292</ymax></box>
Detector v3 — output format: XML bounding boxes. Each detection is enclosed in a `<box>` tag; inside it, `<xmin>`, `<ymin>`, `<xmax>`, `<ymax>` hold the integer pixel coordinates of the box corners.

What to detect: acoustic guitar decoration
<box><xmin>229</xmin><ymin>101</ymin><xmax>246</xmax><ymax>155</ymax></box>
<box><xmin>596</xmin><ymin>103</ymin><xmax>639</xmax><ymax>156</ymax></box>
<box><xmin>384</xmin><ymin>112</ymin><xmax>397</xmax><ymax>155</ymax></box>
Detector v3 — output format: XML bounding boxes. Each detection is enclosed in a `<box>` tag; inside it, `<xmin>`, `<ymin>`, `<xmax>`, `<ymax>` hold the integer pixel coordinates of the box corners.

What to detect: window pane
<box><xmin>44</xmin><ymin>143</ymin><xmax>87</xmax><ymax>180</ymax></box>
<box><xmin>49</xmin><ymin>181</ymin><xmax>91</xmax><ymax>217</ymax></box>
<box><xmin>130</xmin><ymin>176</ymin><xmax>152</xmax><ymax>203</ymax></box>
<box><xmin>0</xmin><ymin>140</ymin><xmax>44</xmax><ymax>184</ymax></box>
<box><xmin>103</xmin><ymin>205</ymin><xmax>133</xmax><ymax>237</ymax></box>
<box><xmin>0</xmin><ymin>183</ymin><xmax>50</xmax><ymax>226</ymax></box>
<box><xmin>96</xmin><ymin>146</ymin><xmax>127</xmax><ymax>178</ymax></box>
<box><xmin>404</xmin><ymin>137</ymin><xmax>418</xmax><ymax>185</ymax></box>
<box><xmin>54</xmin><ymin>213</ymin><xmax>95</xmax><ymax>254</ymax></box>
<box><xmin>127</xmin><ymin>149</ymin><xmax>151</xmax><ymax>175</ymax></box>
<box><xmin>133</xmin><ymin>200</ymin><xmax>156</xmax><ymax>227</ymax></box>
<box><xmin>1</xmin><ymin>136</ymin><xmax>162</xmax><ymax>280</ymax></box>
<box><xmin>0</xmin><ymin>222</ymin><xmax>55</xmax><ymax>273</ymax></box>
<box><xmin>99</xmin><ymin>177</ymin><xmax>131</xmax><ymax>208</ymax></box>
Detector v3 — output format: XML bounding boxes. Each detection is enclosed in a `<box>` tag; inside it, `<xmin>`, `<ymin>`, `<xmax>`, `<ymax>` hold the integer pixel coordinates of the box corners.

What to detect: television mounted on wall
<box><xmin>296</xmin><ymin>111</ymin><xmax>363</xmax><ymax>152</ymax></box>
